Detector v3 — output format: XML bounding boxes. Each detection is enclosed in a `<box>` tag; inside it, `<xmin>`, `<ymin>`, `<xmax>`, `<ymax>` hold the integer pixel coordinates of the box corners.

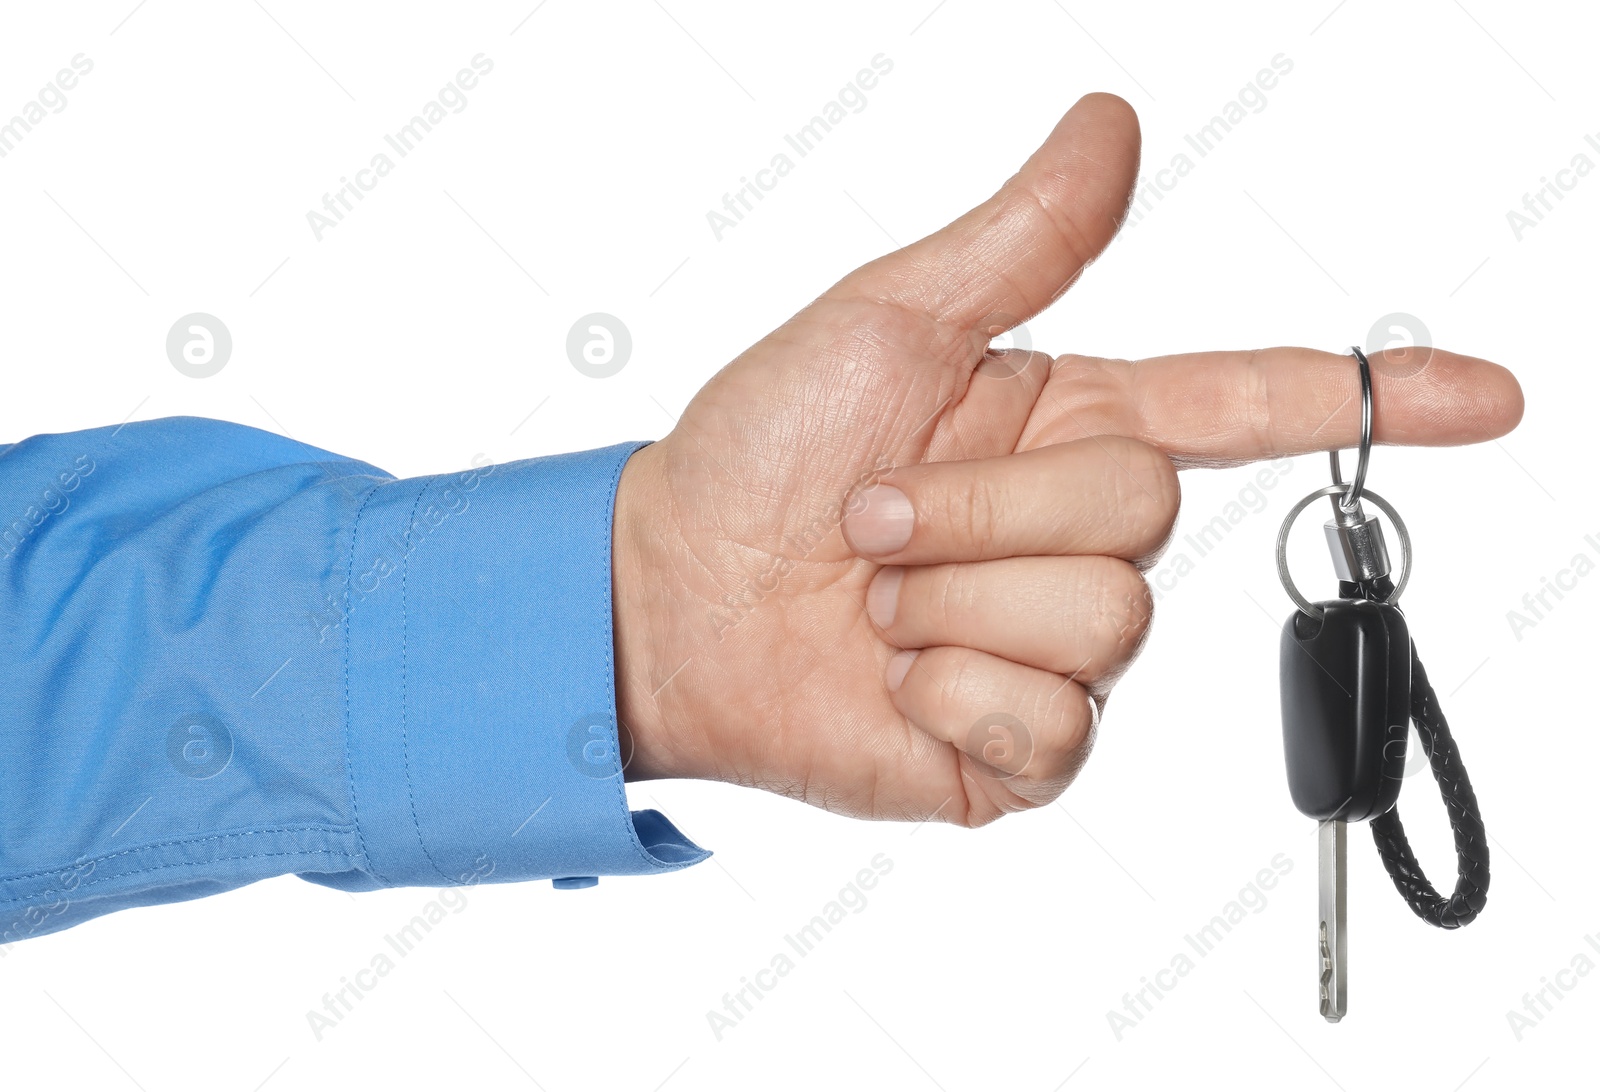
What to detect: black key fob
<box><xmin>1280</xmin><ymin>598</ymin><xmax>1411</xmax><ymax>823</ymax></box>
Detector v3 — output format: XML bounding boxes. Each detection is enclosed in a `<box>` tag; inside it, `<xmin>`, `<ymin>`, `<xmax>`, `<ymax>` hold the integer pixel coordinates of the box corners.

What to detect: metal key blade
<box><xmin>1318</xmin><ymin>820</ymin><xmax>1348</xmax><ymax>1021</ymax></box>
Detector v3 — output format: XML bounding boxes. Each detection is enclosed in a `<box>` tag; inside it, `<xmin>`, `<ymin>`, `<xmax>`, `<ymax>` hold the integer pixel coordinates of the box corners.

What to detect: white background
<box><xmin>0</xmin><ymin>2</ymin><xmax>1594</xmax><ymax>1089</ymax></box>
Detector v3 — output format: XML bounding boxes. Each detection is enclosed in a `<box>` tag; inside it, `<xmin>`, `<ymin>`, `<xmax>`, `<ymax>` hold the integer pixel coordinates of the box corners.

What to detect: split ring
<box><xmin>1328</xmin><ymin>346</ymin><xmax>1373</xmax><ymax>513</ymax></box>
<box><xmin>1276</xmin><ymin>484</ymin><xmax>1411</xmax><ymax>618</ymax></box>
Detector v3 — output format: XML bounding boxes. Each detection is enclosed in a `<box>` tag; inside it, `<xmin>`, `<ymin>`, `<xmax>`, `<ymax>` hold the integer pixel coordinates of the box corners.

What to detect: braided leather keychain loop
<box><xmin>1370</xmin><ymin>644</ymin><xmax>1491</xmax><ymax>928</ymax></box>
<box><xmin>1344</xmin><ymin>575</ymin><xmax>1490</xmax><ymax>928</ymax></box>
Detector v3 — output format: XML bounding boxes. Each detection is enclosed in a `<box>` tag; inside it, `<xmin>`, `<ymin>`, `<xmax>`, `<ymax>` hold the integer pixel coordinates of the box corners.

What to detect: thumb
<box><xmin>836</xmin><ymin>92</ymin><xmax>1140</xmax><ymax>334</ymax></box>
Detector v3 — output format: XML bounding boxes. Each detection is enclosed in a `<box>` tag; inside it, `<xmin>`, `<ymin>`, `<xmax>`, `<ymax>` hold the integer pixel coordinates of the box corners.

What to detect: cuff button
<box><xmin>552</xmin><ymin>876</ymin><xmax>599</xmax><ymax>890</ymax></box>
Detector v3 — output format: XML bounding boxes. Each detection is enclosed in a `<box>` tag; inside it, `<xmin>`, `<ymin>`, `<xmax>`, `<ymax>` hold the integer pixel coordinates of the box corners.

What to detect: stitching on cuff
<box><xmin>343</xmin><ymin>480</ymin><xmax>390</xmax><ymax>885</ymax></box>
<box><xmin>400</xmin><ymin>477</ymin><xmax>454</xmax><ymax>885</ymax></box>
<box><xmin>596</xmin><ymin>442</ymin><xmax>669</xmax><ymax>870</ymax></box>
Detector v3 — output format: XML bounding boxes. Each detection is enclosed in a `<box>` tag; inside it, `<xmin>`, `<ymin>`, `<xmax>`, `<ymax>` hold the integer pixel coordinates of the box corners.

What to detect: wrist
<box><xmin>611</xmin><ymin>442</ymin><xmax>678</xmax><ymax>782</ymax></box>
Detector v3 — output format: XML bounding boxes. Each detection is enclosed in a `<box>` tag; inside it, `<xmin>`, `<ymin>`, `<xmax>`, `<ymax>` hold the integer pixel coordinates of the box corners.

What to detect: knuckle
<box><xmin>1099</xmin><ymin>562</ymin><xmax>1156</xmax><ymax>661</ymax></box>
<box><xmin>1243</xmin><ymin>347</ymin><xmax>1275</xmax><ymax>453</ymax></box>
<box><xmin>1045</xmin><ymin>357</ymin><xmax>1144</xmax><ymax>439</ymax></box>
<box><xmin>924</xmin><ymin>646</ymin><xmax>974</xmax><ymax>718</ymax></box>
<box><xmin>966</xmin><ymin>710</ymin><xmax>1034</xmax><ymax>777</ymax></box>
<box><xmin>1102</xmin><ymin>435</ymin><xmax>1181</xmax><ymax>554</ymax></box>
<box><xmin>1010</xmin><ymin>189</ymin><xmax>1098</xmax><ymax>278</ymax></box>
<box><xmin>932</xmin><ymin>564</ymin><xmax>974</xmax><ymax>633</ymax></box>
<box><xmin>1033</xmin><ymin>684</ymin><xmax>1097</xmax><ymax>781</ymax></box>
<box><xmin>962</xmin><ymin>475</ymin><xmax>1004</xmax><ymax>556</ymax></box>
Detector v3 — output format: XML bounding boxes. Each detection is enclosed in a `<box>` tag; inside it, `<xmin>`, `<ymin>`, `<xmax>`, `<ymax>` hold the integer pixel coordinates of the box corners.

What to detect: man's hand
<box><xmin>610</xmin><ymin>93</ymin><xmax>1522</xmax><ymax>827</ymax></box>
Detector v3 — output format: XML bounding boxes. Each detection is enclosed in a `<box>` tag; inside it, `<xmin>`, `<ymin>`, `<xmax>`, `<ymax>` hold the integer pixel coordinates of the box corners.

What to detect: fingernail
<box><xmin>866</xmin><ymin>566</ymin><xmax>903</xmax><ymax>629</ymax></box>
<box><xmin>843</xmin><ymin>484</ymin><xmax>913</xmax><ymax>557</ymax></box>
<box><xmin>886</xmin><ymin>649</ymin><xmax>919</xmax><ymax>691</ymax></box>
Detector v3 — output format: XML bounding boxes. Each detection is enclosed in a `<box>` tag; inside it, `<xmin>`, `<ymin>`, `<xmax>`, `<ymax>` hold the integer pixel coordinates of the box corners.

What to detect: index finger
<box><xmin>1019</xmin><ymin>346</ymin><xmax>1524</xmax><ymax>467</ymax></box>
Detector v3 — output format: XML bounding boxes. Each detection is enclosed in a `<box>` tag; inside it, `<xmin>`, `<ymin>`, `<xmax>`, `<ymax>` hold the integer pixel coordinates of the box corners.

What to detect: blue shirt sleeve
<box><xmin>0</xmin><ymin>416</ymin><xmax>707</xmax><ymax>945</ymax></box>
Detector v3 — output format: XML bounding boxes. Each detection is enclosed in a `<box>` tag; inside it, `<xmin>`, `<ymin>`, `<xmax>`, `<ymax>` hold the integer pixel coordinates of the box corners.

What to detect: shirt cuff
<box><xmin>323</xmin><ymin>440</ymin><xmax>708</xmax><ymax>891</ymax></box>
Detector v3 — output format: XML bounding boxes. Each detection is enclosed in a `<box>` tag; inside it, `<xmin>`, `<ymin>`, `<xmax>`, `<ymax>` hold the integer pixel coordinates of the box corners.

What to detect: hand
<box><xmin>611</xmin><ymin>93</ymin><xmax>1522</xmax><ymax>826</ymax></box>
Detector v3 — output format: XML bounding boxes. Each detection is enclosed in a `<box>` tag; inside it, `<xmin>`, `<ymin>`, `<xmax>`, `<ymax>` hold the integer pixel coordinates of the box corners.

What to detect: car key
<box><xmin>1281</xmin><ymin>513</ymin><xmax>1410</xmax><ymax>1021</ymax></box>
<box><xmin>1273</xmin><ymin>347</ymin><xmax>1490</xmax><ymax>1022</ymax></box>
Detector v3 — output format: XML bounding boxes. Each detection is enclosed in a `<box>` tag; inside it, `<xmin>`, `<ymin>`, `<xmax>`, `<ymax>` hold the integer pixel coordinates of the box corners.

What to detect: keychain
<box><xmin>1275</xmin><ymin>347</ymin><xmax>1490</xmax><ymax>1022</ymax></box>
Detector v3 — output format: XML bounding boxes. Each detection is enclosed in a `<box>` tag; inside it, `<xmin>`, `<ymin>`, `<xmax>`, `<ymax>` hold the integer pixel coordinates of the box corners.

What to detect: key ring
<box><xmin>1278</xmin><ymin>345</ymin><xmax>1408</xmax><ymax>617</ymax></box>
<box><xmin>1328</xmin><ymin>346</ymin><xmax>1373</xmax><ymax>514</ymax></box>
<box><xmin>1277</xmin><ymin>484</ymin><xmax>1411</xmax><ymax>617</ymax></box>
